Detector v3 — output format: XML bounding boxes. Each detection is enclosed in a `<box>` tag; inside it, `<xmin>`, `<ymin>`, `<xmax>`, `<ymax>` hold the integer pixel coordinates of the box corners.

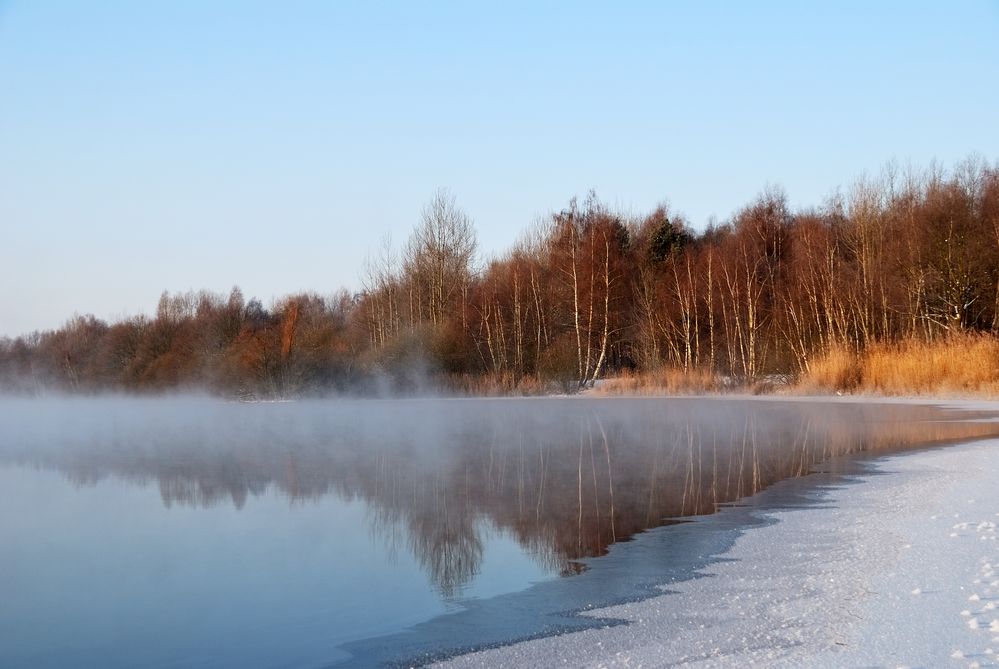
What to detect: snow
<box><xmin>435</xmin><ymin>420</ymin><xmax>999</xmax><ymax>667</ymax></box>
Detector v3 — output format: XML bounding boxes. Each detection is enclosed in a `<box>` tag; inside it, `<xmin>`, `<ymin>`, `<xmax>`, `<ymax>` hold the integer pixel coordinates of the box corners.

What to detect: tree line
<box><xmin>2</xmin><ymin>156</ymin><xmax>998</xmax><ymax>396</ymax></box>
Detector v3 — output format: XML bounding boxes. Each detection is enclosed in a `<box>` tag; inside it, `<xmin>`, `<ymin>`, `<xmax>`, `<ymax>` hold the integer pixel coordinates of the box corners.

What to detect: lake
<box><xmin>1</xmin><ymin>396</ymin><xmax>997</xmax><ymax>667</ymax></box>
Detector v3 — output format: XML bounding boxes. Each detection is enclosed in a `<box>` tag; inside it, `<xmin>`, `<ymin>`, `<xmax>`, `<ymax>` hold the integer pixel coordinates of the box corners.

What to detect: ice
<box><xmin>436</xmin><ymin>424</ymin><xmax>999</xmax><ymax>669</ymax></box>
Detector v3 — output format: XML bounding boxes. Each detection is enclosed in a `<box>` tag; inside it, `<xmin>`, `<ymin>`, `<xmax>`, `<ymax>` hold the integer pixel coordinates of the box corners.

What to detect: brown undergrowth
<box><xmin>590</xmin><ymin>368</ymin><xmax>722</xmax><ymax>396</ymax></box>
<box><xmin>443</xmin><ymin>373</ymin><xmax>552</xmax><ymax>396</ymax></box>
<box><xmin>445</xmin><ymin>334</ymin><xmax>999</xmax><ymax>398</ymax></box>
<box><xmin>800</xmin><ymin>334</ymin><xmax>999</xmax><ymax>396</ymax></box>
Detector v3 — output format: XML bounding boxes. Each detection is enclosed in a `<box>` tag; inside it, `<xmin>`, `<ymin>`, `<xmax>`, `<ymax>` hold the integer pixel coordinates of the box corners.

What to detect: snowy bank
<box><xmin>437</xmin><ymin>423</ymin><xmax>999</xmax><ymax>667</ymax></box>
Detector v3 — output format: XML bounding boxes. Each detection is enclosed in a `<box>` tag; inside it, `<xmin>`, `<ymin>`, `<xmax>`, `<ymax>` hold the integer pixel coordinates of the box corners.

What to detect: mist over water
<box><xmin>2</xmin><ymin>396</ymin><xmax>997</xmax><ymax>667</ymax></box>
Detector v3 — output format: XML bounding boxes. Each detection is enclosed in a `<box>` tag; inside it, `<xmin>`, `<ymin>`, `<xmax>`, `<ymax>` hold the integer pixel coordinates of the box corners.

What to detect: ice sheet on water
<box><xmin>436</xmin><ymin>421</ymin><xmax>999</xmax><ymax>668</ymax></box>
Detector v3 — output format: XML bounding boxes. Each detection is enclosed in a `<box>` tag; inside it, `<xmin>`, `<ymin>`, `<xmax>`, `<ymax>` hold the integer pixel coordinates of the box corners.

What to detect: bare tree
<box><xmin>403</xmin><ymin>188</ymin><xmax>477</xmax><ymax>328</ymax></box>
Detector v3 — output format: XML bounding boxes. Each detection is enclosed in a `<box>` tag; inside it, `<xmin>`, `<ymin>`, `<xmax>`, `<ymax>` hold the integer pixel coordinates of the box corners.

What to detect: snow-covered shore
<box><xmin>437</xmin><ymin>405</ymin><xmax>999</xmax><ymax>668</ymax></box>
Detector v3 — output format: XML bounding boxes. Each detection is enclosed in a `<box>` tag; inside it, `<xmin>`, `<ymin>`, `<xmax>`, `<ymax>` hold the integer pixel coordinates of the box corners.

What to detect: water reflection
<box><xmin>1</xmin><ymin>397</ymin><xmax>997</xmax><ymax>598</ymax></box>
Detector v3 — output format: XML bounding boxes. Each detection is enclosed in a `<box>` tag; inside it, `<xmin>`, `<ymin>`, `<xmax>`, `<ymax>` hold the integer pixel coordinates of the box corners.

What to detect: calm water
<box><xmin>1</xmin><ymin>397</ymin><xmax>997</xmax><ymax>668</ymax></box>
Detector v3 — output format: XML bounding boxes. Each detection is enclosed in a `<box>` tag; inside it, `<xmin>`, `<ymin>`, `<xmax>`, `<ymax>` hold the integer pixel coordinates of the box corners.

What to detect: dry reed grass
<box><xmin>449</xmin><ymin>334</ymin><xmax>999</xmax><ymax>398</ymax></box>
<box><xmin>592</xmin><ymin>368</ymin><xmax>721</xmax><ymax>396</ymax></box>
<box><xmin>801</xmin><ymin>334</ymin><xmax>999</xmax><ymax>396</ymax></box>
<box><xmin>799</xmin><ymin>345</ymin><xmax>862</xmax><ymax>392</ymax></box>
<box><xmin>444</xmin><ymin>373</ymin><xmax>551</xmax><ymax>396</ymax></box>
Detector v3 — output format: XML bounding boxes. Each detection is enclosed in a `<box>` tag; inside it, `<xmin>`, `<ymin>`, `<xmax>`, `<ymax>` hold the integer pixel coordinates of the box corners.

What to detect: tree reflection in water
<box><xmin>2</xmin><ymin>397</ymin><xmax>997</xmax><ymax>597</ymax></box>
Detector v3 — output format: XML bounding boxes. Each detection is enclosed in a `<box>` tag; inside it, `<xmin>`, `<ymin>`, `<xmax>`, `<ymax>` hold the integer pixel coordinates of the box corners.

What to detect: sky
<box><xmin>1</xmin><ymin>1</ymin><xmax>998</xmax><ymax>337</ymax></box>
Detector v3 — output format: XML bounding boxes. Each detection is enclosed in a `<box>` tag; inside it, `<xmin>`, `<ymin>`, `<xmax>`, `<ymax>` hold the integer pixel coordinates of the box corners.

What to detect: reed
<box><xmin>801</xmin><ymin>334</ymin><xmax>999</xmax><ymax>396</ymax></box>
<box><xmin>799</xmin><ymin>345</ymin><xmax>862</xmax><ymax>392</ymax></box>
<box><xmin>591</xmin><ymin>368</ymin><xmax>721</xmax><ymax>396</ymax></box>
<box><xmin>443</xmin><ymin>372</ymin><xmax>551</xmax><ymax>396</ymax></box>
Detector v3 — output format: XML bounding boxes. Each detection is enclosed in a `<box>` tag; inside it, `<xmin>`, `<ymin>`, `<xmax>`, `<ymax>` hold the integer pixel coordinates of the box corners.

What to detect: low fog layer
<box><xmin>2</xmin><ymin>396</ymin><xmax>997</xmax><ymax>595</ymax></box>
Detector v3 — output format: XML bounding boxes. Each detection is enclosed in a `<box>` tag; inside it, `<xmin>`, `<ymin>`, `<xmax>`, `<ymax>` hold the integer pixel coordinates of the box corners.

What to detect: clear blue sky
<box><xmin>2</xmin><ymin>1</ymin><xmax>997</xmax><ymax>336</ymax></box>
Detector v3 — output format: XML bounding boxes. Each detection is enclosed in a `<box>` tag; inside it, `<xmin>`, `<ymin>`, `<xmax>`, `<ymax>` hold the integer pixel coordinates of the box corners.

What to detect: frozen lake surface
<box><xmin>437</xmin><ymin>431</ymin><xmax>999</xmax><ymax>668</ymax></box>
<box><xmin>1</xmin><ymin>397</ymin><xmax>997</xmax><ymax>667</ymax></box>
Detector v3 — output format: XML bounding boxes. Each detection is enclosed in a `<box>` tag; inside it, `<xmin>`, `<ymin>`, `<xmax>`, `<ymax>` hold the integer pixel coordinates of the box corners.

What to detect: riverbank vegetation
<box><xmin>2</xmin><ymin>156</ymin><xmax>998</xmax><ymax>397</ymax></box>
<box><xmin>801</xmin><ymin>334</ymin><xmax>999</xmax><ymax>396</ymax></box>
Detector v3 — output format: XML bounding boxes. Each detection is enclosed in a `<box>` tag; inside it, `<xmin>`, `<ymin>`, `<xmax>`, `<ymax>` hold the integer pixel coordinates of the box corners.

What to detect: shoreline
<box><xmin>434</xmin><ymin>429</ymin><xmax>999</xmax><ymax>668</ymax></box>
<box><xmin>6</xmin><ymin>394</ymin><xmax>999</xmax><ymax>667</ymax></box>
